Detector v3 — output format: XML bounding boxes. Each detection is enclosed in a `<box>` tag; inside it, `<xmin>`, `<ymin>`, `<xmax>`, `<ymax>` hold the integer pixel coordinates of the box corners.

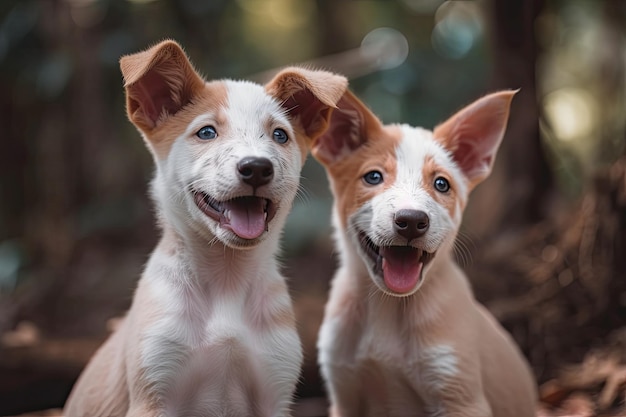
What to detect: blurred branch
<box><xmin>248</xmin><ymin>28</ymin><xmax>409</xmax><ymax>83</ymax></box>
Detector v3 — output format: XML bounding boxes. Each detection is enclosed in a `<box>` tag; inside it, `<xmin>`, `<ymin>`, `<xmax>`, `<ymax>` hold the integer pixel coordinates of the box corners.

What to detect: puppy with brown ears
<box><xmin>64</xmin><ymin>40</ymin><xmax>347</xmax><ymax>417</ymax></box>
<box><xmin>313</xmin><ymin>90</ymin><xmax>537</xmax><ymax>416</ymax></box>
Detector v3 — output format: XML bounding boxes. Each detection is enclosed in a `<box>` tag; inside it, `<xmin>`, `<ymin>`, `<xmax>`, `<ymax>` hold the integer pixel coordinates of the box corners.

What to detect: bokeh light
<box><xmin>360</xmin><ymin>27</ymin><xmax>409</xmax><ymax>70</ymax></box>
<box><xmin>544</xmin><ymin>88</ymin><xmax>598</xmax><ymax>143</ymax></box>
<box><xmin>431</xmin><ymin>1</ymin><xmax>482</xmax><ymax>59</ymax></box>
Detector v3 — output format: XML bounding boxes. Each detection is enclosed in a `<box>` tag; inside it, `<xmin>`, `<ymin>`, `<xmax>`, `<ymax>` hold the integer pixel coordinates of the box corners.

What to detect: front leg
<box><xmin>321</xmin><ymin>364</ymin><xmax>369</xmax><ymax>417</ymax></box>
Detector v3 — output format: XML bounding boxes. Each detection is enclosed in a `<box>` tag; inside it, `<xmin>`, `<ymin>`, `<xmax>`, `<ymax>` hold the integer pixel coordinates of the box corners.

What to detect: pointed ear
<box><xmin>433</xmin><ymin>90</ymin><xmax>518</xmax><ymax>187</ymax></box>
<box><xmin>119</xmin><ymin>40</ymin><xmax>205</xmax><ymax>132</ymax></box>
<box><xmin>265</xmin><ymin>67</ymin><xmax>348</xmax><ymax>143</ymax></box>
<box><xmin>311</xmin><ymin>90</ymin><xmax>384</xmax><ymax>166</ymax></box>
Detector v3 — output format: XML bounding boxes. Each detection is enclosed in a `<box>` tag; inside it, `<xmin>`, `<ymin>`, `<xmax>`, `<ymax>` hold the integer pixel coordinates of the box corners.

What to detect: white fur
<box><xmin>418</xmin><ymin>345</ymin><xmax>459</xmax><ymax>391</ymax></box>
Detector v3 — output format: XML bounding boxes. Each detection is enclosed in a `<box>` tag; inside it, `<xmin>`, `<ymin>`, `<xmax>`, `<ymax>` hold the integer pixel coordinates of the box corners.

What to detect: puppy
<box><xmin>64</xmin><ymin>40</ymin><xmax>347</xmax><ymax>417</ymax></box>
<box><xmin>313</xmin><ymin>90</ymin><xmax>537</xmax><ymax>416</ymax></box>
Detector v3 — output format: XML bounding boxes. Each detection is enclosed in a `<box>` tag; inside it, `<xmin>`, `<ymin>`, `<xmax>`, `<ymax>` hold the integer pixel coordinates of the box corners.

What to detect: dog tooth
<box><xmin>225</xmin><ymin>210</ymin><xmax>231</xmax><ymax>221</ymax></box>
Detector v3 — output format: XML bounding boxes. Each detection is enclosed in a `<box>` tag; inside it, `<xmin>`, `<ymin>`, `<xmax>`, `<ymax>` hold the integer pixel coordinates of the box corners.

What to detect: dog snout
<box><xmin>394</xmin><ymin>209</ymin><xmax>429</xmax><ymax>241</ymax></box>
<box><xmin>237</xmin><ymin>157</ymin><xmax>274</xmax><ymax>187</ymax></box>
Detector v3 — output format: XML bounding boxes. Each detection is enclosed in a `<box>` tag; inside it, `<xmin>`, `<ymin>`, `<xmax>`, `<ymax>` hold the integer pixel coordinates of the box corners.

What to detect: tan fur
<box><xmin>149</xmin><ymin>82</ymin><xmax>229</xmax><ymax>160</ymax></box>
<box><xmin>329</xmin><ymin>126</ymin><xmax>401</xmax><ymax>228</ymax></box>
<box><xmin>64</xmin><ymin>40</ymin><xmax>347</xmax><ymax>417</ymax></box>
<box><xmin>265</xmin><ymin>67</ymin><xmax>348</xmax><ymax>164</ymax></box>
<box><xmin>421</xmin><ymin>155</ymin><xmax>460</xmax><ymax>219</ymax></box>
<box><xmin>314</xmin><ymin>91</ymin><xmax>403</xmax><ymax>228</ymax></box>
<box><xmin>121</xmin><ymin>41</ymin><xmax>206</xmax><ymax>133</ymax></box>
<box><xmin>314</xmin><ymin>90</ymin><xmax>537</xmax><ymax>416</ymax></box>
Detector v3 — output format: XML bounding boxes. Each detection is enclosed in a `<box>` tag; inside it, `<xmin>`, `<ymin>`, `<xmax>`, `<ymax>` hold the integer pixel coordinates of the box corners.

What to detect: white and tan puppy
<box><xmin>314</xmin><ymin>90</ymin><xmax>537</xmax><ymax>416</ymax></box>
<box><xmin>64</xmin><ymin>40</ymin><xmax>347</xmax><ymax>417</ymax></box>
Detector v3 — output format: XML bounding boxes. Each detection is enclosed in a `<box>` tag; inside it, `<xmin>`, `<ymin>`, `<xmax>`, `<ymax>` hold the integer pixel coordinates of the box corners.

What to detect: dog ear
<box><xmin>433</xmin><ymin>90</ymin><xmax>517</xmax><ymax>187</ymax></box>
<box><xmin>265</xmin><ymin>67</ymin><xmax>348</xmax><ymax>144</ymax></box>
<box><xmin>120</xmin><ymin>40</ymin><xmax>205</xmax><ymax>132</ymax></box>
<box><xmin>310</xmin><ymin>90</ymin><xmax>384</xmax><ymax>166</ymax></box>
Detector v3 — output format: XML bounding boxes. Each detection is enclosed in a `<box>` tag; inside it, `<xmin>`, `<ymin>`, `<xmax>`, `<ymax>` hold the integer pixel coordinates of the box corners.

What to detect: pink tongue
<box><xmin>381</xmin><ymin>247</ymin><xmax>423</xmax><ymax>294</ymax></box>
<box><xmin>224</xmin><ymin>197</ymin><xmax>266</xmax><ymax>240</ymax></box>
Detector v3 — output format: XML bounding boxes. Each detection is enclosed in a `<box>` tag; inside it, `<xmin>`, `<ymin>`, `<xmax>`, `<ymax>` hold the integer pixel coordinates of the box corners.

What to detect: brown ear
<box><xmin>119</xmin><ymin>40</ymin><xmax>205</xmax><ymax>132</ymax></box>
<box><xmin>265</xmin><ymin>67</ymin><xmax>347</xmax><ymax>143</ymax></box>
<box><xmin>433</xmin><ymin>90</ymin><xmax>517</xmax><ymax>187</ymax></box>
<box><xmin>311</xmin><ymin>90</ymin><xmax>384</xmax><ymax>166</ymax></box>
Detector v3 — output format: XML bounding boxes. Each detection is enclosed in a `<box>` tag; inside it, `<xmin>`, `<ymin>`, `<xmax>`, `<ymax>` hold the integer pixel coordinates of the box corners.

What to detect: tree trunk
<box><xmin>466</xmin><ymin>0</ymin><xmax>553</xmax><ymax>240</ymax></box>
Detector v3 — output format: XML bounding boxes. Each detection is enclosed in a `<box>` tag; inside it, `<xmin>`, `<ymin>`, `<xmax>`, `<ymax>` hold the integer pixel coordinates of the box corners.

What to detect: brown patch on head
<box><xmin>327</xmin><ymin>125</ymin><xmax>403</xmax><ymax>228</ymax></box>
<box><xmin>312</xmin><ymin>91</ymin><xmax>402</xmax><ymax>227</ymax></box>
<box><xmin>312</xmin><ymin>90</ymin><xmax>384</xmax><ymax>166</ymax></box>
<box><xmin>145</xmin><ymin>81</ymin><xmax>228</xmax><ymax>159</ymax></box>
<box><xmin>421</xmin><ymin>155</ymin><xmax>463</xmax><ymax>220</ymax></box>
<box><xmin>120</xmin><ymin>40</ymin><xmax>210</xmax><ymax>158</ymax></box>
<box><xmin>265</xmin><ymin>67</ymin><xmax>348</xmax><ymax>163</ymax></box>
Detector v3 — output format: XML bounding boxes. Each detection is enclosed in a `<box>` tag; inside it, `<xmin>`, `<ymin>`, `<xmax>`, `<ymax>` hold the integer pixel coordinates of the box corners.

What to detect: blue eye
<box><xmin>363</xmin><ymin>170</ymin><xmax>383</xmax><ymax>185</ymax></box>
<box><xmin>434</xmin><ymin>177</ymin><xmax>450</xmax><ymax>192</ymax></box>
<box><xmin>273</xmin><ymin>128</ymin><xmax>288</xmax><ymax>144</ymax></box>
<box><xmin>197</xmin><ymin>126</ymin><xmax>217</xmax><ymax>140</ymax></box>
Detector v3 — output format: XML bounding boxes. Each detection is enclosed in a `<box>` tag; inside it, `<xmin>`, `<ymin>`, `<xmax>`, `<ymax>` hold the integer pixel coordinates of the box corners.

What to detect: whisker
<box><xmin>294</xmin><ymin>188</ymin><xmax>312</xmax><ymax>205</ymax></box>
<box><xmin>453</xmin><ymin>230</ymin><xmax>475</xmax><ymax>267</ymax></box>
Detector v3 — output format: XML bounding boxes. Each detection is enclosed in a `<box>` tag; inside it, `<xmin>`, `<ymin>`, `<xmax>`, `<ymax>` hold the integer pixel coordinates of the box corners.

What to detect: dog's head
<box><xmin>120</xmin><ymin>40</ymin><xmax>347</xmax><ymax>249</ymax></box>
<box><xmin>313</xmin><ymin>90</ymin><xmax>516</xmax><ymax>296</ymax></box>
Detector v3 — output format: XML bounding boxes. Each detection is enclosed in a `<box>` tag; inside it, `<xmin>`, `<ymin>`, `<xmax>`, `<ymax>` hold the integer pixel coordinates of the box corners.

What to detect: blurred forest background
<box><xmin>0</xmin><ymin>0</ymin><xmax>625</xmax><ymax>416</ymax></box>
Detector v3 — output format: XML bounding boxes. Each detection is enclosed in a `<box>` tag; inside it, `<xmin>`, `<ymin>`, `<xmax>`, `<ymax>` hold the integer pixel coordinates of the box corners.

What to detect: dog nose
<box><xmin>237</xmin><ymin>157</ymin><xmax>274</xmax><ymax>187</ymax></box>
<box><xmin>394</xmin><ymin>209</ymin><xmax>429</xmax><ymax>241</ymax></box>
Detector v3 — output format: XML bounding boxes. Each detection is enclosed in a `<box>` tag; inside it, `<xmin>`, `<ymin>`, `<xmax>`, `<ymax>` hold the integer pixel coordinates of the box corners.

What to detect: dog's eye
<box><xmin>363</xmin><ymin>170</ymin><xmax>383</xmax><ymax>185</ymax></box>
<box><xmin>273</xmin><ymin>128</ymin><xmax>288</xmax><ymax>144</ymax></box>
<box><xmin>434</xmin><ymin>177</ymin><xmax>450</xmax><ymax>192</ymax></box>
<box><xmin>197</xmin><ymin>126</ymin><xmax>217</xmax><ymax>140</ymax></box>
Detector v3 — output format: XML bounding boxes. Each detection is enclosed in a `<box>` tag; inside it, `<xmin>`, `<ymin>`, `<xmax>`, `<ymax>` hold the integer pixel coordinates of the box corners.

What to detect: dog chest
<box><xmin>320</xmin><ymin>304</ymin><xmax>465</xmax><ymax>415</ymax></box>
<box><xmin>138</xmin><ymin>278</ymin><xmax>301</xmax><ymax>415</ymax></box>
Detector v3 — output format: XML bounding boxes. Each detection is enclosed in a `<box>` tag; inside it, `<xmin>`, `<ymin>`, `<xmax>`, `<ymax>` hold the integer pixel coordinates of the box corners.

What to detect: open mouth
<box><xmin>358</xmin><ymin>231</ymin><xmax>435</xmax><ymax>294</ymax></box>
<box><xmin>193</xmin><ymin>191</ymin><xmax>277</xmax><ymax>240</ymax></box>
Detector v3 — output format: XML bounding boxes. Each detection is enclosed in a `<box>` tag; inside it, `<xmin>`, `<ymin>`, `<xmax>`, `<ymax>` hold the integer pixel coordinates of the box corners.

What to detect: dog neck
<box><xmin>152</xmin><ymin>216</ymin><xmax>281</xmax><ymax>296</ymax></box>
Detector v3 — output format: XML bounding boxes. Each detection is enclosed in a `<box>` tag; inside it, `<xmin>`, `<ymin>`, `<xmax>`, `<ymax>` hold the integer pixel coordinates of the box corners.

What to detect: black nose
<box><xmin>394</xmin><ymin>209</ymin><xmax>429</xmax><ymax>241</ymax></box>
<box><xmin>237</xmin><ymin>157</ymin><xmax>274</xmax><ymax>187</ymax></box>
